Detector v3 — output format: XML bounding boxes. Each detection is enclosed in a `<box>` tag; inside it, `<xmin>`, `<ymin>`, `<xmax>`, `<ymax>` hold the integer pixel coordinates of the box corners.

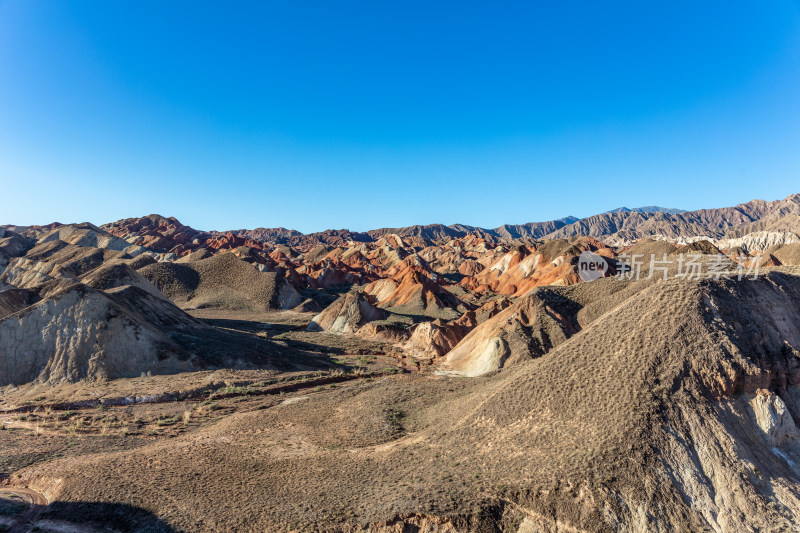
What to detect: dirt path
<box><xmin>0</xmin><ymin>486</ymin><xmax>48</xmax><ymax>533</ymax></box>
<box><xmin>0</xmin><ymin>418</ymin><xmax>61</xmax><ymax>436</ymax></box>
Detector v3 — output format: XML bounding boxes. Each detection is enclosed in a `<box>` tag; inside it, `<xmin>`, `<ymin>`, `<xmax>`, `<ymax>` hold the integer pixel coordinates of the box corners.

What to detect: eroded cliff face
<box><xmin>441</xmin><ymin>291</ymin><xmax>576</xmax><ymax>377</ymax></box>
<box><xmin>0</xmin><ymin>284</ymin><xmax>197</xmax><ymax>386</ymax></box>
<box><xmin>307</xmin><ymin>290</ymin><xmax>386</xmax><ymax>334</ymax></box>
<box><xmin>0</xmin><ymin>257</ymin><xmax>74</xmax><ymax>291</ymax></box>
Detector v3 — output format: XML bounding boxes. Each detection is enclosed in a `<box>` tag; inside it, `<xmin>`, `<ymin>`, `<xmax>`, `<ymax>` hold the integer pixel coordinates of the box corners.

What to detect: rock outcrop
<box><xmin>441</xmin><ymin>290</ymin><xmax>577</xmax><ymax>376</ymax></box>
<box><xmin>306</xmin><ymin>291</ymin><xmax>386</xmax><ymax>334</ymax></box>
<box><xmin>402</xmin><ymin>298</ymin><xmax>512</xmax><ymax>362</ymax></box>
<box><xmin>0</xmin><ymin>283</ymin><xmax>200</xmax><ymax>386</ymax></box>
<box><xmin>364</xmin><ymin>257</ymin><xmax>463</xmax><ymax>319</ymax></box>
<box><xmin>37</xmin><ymin>223</ymin><xmax>147</xmax><ymax>256</ymax></box>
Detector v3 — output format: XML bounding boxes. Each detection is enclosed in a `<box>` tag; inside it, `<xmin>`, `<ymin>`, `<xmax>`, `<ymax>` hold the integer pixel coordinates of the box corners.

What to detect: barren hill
<box><xmin>432</xmin><ymin>268</ymin><xmax>800</xmax><ymax>530</ymax></box>
<box><xmin>37</xmin><ymin>223</ymin><xmax>148</xmax><ymax>256</ymax></box>
<box><xmin>101</xmin><ymin>214</ymin><xmax>205</xmax><ymax>252</ymax></box>
<box><xmin>139</xmin><ymin>252</ymin><xmax>301</xmax><ymax>311</ymax></box>
<box><xmin>0</xmin><ymin>228</ymin><xmax>34</xmax><ymax>270</ymax></box>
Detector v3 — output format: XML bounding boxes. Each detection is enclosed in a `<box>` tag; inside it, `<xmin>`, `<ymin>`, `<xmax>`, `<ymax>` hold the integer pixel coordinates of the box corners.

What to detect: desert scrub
<box><xmin>356</xmin><ymin>355</ymin><xmax>376</xmax><ymax>365</ymax></box>
<box><xmin>214</xmin><ymin>386</ymin><xmax>251</xmax><ymax>396</ymax></box>
<box><xmin>198</xmin><ymin>401</ymin><xmax>224</xmax><ymax>414</ymax></box>
<box><xmin>155</xmin><ymin>415</ymin><xmax>182</xmax><ymax>427</ymax></box>
<box><xmin>382</xmin><ymin>407</ymin><xmax>405</xmax><ymax>436</ymax></box>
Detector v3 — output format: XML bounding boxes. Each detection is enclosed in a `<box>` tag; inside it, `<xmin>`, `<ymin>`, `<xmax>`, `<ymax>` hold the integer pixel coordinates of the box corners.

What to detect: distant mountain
<box><xmin>86</xmin><ymin>193</ymin><xmax>800</xmax><ymax>251</ymax></box>
<box><xmin>366</xmin><ymin>217</ymin><xmax>579</xmax><ymax>242</ymax></box>
<box><xmin>606</xmin><ymin>206</ymin><xmax>686</xmax><ymax>214</ymax></box>
<box><xmin>549</xmin><ymin>194</ymin><xmax>800</xmax><ymax>245</ymax></box>
<box><xmin>213</xmin><ymin>227</ymin><xmax>303</xmax><ymax>242</ymax></box>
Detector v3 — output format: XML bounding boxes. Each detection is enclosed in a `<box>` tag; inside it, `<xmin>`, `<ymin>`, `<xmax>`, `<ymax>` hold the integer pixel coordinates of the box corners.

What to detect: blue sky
<box><xmin>1</xmin><ymin>1</ymin><xmax>799</xmax><ymax>233</ymax></box>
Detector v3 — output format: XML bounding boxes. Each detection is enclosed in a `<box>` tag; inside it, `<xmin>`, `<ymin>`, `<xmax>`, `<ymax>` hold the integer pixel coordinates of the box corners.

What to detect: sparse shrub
<box><xmin>382</xmin><ymin>407</ymin><xmax>405</xmax><ymax>435</ymax></box>
<box><xmin>156</xmin><ymin>415</ymin><xmax>181</xmax><ymax>427</ymax></box>
<box><xmin>215</xmin><ymin>386</ymin><xmax>250</xmax><ymax>396</ymax></box>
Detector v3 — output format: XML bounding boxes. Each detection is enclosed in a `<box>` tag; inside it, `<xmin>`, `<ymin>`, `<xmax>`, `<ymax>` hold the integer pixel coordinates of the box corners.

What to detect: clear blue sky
<box><xmin>1</xmin><ymin>1</ymin><xmax>799</xmax><ymax>233</ymax></box>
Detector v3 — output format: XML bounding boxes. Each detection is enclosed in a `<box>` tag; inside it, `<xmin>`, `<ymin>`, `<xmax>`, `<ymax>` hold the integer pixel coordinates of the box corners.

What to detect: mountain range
<box><xmin>90</xmin><ymin>193</ymin><xmax>800</xmax><ymax>253</ymax></box>
<box><xmin>5</xmin><ymin>194</ymin><xmax>798</xmax><ymax>254</ymax></box>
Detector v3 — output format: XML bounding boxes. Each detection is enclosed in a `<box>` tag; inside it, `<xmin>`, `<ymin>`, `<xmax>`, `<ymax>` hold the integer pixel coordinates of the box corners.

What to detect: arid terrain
<box><xmin>2</xmin><ymin>194</ymin><xmax>800</xmax><ymax>532</ymax></box>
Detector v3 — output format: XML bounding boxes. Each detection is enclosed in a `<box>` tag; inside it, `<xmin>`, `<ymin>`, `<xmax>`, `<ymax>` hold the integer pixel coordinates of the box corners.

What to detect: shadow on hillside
<box><xmin>199</xmin><ymin>317</ymin><xmax>301</xmax><ymax>335</ymax></box>
<box><xmin>439</xmin><ymin>272</ymin><xmax>465</xmax><ymax>284</ymax></box>
<box><xmin>300</xmin><ymin>285</ymin><xmax>353</xmax><ymax>307</ymax></box>
<box><xmin>41</xmin><ymin>500</ymin><xmax>178</xmax><ymax>532</ymax></box>
<box><xmin>170</xmin><ymin>325</ymin><xmax>333</xmax><ymax>372</ymax></box>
